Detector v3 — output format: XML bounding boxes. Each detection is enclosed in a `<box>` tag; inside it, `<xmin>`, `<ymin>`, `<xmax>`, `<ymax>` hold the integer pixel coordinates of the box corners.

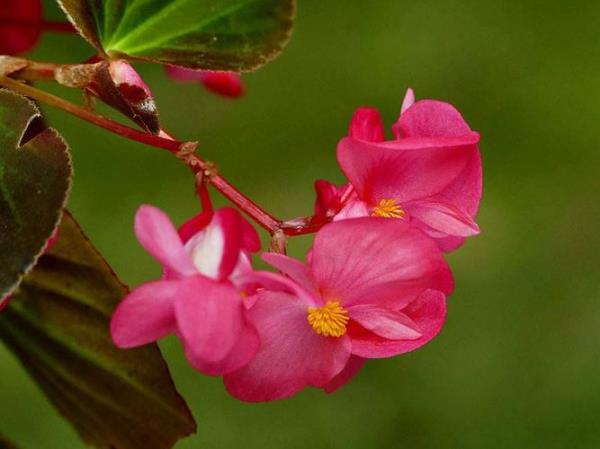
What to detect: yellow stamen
<box><xmin>307</xmin><ymin>300</ymin><xmax>349</xmax><ymax>338</ymax></box>
<box><xmin>371</xmin><ymin>198</ymin><xmax>405</xmax><ymax>218</ymax></box>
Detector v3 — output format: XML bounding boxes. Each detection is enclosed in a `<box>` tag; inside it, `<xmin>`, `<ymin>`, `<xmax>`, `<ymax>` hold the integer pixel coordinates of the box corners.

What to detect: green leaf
<box><xmin>0</xmin><ymin>211</ymin><xmax>197</xmax><ymax>449</ymax></box>
<box><xmin>58</xmin><ymin>0</ymin><xmax>296</xmax><ymax>71</ymax></box>
<box><xmin>0</xmin><ymin>89</ymin><xmax>72</xmax><ymax>307</ymax></box>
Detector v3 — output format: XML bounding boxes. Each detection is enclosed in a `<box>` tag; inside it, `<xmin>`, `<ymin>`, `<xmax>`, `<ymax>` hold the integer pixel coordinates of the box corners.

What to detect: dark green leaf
<box><xmin>0</xmin><ymin>89</ymin><xmax>72</xmax><ymax>307</ymax></box>
<box><xmin>0</xmin><ymin>434</ymin><xmax>22</xmax><ymax>449</ymax></box>
<box><xmin>0</xmin><ymin>211</ymin><xmax>196</xmax><ymax>449</ymax></box>
<box><xmin>58</xmin><ymin>0</ymin><xmax>296</xmax><ymax>71</ymax></box>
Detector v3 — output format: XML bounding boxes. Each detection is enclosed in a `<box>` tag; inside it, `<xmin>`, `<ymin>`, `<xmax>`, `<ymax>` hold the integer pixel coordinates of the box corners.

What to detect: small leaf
<box><xmin>0</xmin><ymin>89</ymin><xmax>72</xmax><ymax>307</ymax></box>
<box><xmin>0</xmin><ymin>211</ymin><xmax>196</xmax><ymax>449</ymax></box>
<box><xmin>58</xmin><ymin>0</ymin><xmax>296</xmax><ymax>71</ymax></box>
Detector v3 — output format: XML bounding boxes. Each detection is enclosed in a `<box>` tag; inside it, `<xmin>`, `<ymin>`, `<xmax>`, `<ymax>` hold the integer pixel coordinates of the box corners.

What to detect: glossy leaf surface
<box><xmin>58</xmin><ymin>0</ymin><xmax>296</xmax><ymax>71</ymax></box>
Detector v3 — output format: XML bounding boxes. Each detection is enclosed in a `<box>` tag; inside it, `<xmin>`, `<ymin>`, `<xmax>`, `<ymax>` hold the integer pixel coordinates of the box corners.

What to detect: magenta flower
<box><xmin>224</xmin><ymin>218</ymin><xmax>453</xmax><ymax>402</ymax></box>
<box><xmin>165</xmin><ymin>66</ymin><xmax>245</xmax><ymax>98</ymax></box>
<box><xmin>315</xmin><ymin>89</ymin><xmax>483</xmax><ymax>251</ymax></box>
<box><xmin>111</xmin><ymin>205</ymin><xmax>260</xmax><ymax>375</ymax></box>
<box><xmin>0</xmin><ymin>0</ymin><xmax>42</xmax><ymax>55</ymax></box>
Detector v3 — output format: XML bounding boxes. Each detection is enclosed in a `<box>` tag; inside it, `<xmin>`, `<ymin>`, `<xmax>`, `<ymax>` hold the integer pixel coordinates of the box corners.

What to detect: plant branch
<box><xmin>0</xmin><ymin>76</ymin><xmax>323</xmax><ymax>235</ymax></box>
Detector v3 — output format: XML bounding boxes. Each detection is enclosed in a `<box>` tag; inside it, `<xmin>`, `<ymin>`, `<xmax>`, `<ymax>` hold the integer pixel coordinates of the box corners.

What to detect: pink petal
<box><xmin>184</xmin><ymin>319</ymin><xmax>259</xmax><ymax>376</ymax></box>
<box><xmin>422</xmin><ymin>149</ymin><xmax>482</xmax><ymax>251</ymax></box>
<box><xmin>337</xmin><ymin>135</ymin><xmax>478</xmax><ymax>205</ymax></box>
<box><xmin>334</xmin><ymin>199</ymin><xmax>369</xmax><ymax>220</ymax></box>
<box><xmin>178</xmin><ymin>211</ymin><xmax>213</xmax><ymax>244</ymax></box>
<box><xmin>314</xmin><ymin>179</ymin><xmax>343</xmax><ymax>218</ymax></box>
<box><xmin>224</xmin><ymin>291</ymin><xmax>351</xmax><ymax>402</ymax></box>
<box><xmin>165</xmin><ymin>65</ymin><xmax>205</xmax><ymax>82</ymax></box>
<box><xmin>407</xmin><ymin>201</ymin><xmax>480</xmax><ymax>237</ymax></box>
<box><xmin>393</xmin><ymin>99</ymin><xmax>473</xmax><ymax>139</ymax></box>
<box><xmin>348</xmin><ymin>304</ymin><xmax>422</xmax><ymax>340</ymax></box>
<box><xmin>323</xmin><ymin>355</ymin><xmax>366</xmax><ymax>394</ymax></box>
<box><xmin>310</xmin><ymin>218</ymin><xmax>453</xmax><ymax>309</ymax></box>
<box><xmin>175</xmin><ymin>275</ymin><xmax>245</xmax><ymax>368</ymax></box>
<box><xmin>199</xmin><ymin>71</ymin><xmax>245</xmax><ymax>98</ymax></box>
<box><xmin>0</xmin><ymin>0</ymin><xmax>42</xmax><ymax>55</ymax></box>
<box><xmin>350</xmin><ymin>290</ymin><xmax>447</xmax><ymax>358</ymax></box>
<box><xmin>134</xmin><ymin>205</ymin><xmax>196</xmax><ymax>277</ymax></box>
<box><xmin>240</xmin><ymin>217</ymin><xmax>261</xmax><ymax>253</ymax></box>
<box><xmin>262</xmin><ymin>252</ymin><xmax>316</xmax><ymax>294</ymax></box>
<box><xmin>400</xmin><ymin>88</ymin><xmax>415</xmax><ymax>115</ymax></box>
<box><xmin>165</xmin><ymin>67</ymin><xmax>245</xmax><ymax>98</ymax></box>
<box><xmin>110</xmin><ymin>280</ymin><xmax>179</xmax><ymax>348</ymax></box>
<box><xmin>185</xmin><ymin>208</ymin><xmax>242</xmax><ymax>281</ymax></box>
<box><xmin>348</xmin><ymin>107</ymin><xmax>386</xmax><ymax>142</ymax></box>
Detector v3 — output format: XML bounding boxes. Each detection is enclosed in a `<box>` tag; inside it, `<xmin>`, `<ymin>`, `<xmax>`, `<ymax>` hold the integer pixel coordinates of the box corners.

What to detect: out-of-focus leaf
<box><xmin>57</xmin><ymin>0</ymin><xmax>296</xmax><ymax>71</ymax></box>
<box><xmin>0</xmin><ymin>89</ymin><xmax>72</xmax><ymax>307</ymax></box>
<box><xmin>0</xmin><ymin>211</ymin><xmax>196</xmax><ymax>449</ymax></box>
<box><xmin>0</xmin><ymin>434</ymin><xmax>22</xmax><ymax>449</ymax></box>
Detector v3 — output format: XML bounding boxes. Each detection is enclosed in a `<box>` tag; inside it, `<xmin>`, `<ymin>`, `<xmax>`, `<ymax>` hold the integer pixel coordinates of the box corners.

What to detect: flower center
<box><xmin>371</xmin><ymin>198</ymin><xmax>405</xmax><ymax>218</ymax></box>
<box><xmin>307</xmin><ymin>300</ymin><xmax>349</xmax><ymax>338</ymax></box>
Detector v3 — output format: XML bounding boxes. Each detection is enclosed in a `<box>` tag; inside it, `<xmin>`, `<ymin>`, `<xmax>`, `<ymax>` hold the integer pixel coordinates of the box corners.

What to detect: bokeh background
<box><xmin>2</xmin><ymin>1</ymin><xmax>600</xmax><ymax>448</ymax></box>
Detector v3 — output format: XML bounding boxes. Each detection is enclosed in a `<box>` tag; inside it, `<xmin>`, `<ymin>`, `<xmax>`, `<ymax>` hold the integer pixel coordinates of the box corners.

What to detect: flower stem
<box><xmin>0</xmin><ymin>75</ymin><xmax>287</xmax><ymax>234</ymax></box>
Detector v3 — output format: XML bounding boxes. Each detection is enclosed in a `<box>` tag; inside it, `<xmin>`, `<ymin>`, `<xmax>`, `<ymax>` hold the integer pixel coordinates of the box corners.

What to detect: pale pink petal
<box><xmin>185</xmin><ymin>208</ymin><xmax>242</xmax><ymax>281</ymax></box>
<box><xmin>350</xmin><ymin>290</ymin><xmax>447</xmax><ymax>358</ymax></box>
<box><xmin>393</xmin><ymin>99</ymin><xmax>473</xmax><ymax>139</ymax></box>
<box><xmin>323</xmin><ymin>355</ymin><xmax>366</xmax><ymax>394</ymax></box>
<box><xmin>175</xmin><ymin>276</ymin><xmax>245</xmax><ymax>368</ymax></box>
<box><xmin>348</xmin><ymin>107</ymin><xmax>385</xmax><ymax>142</ymax></box>
<box><xmin>400</xmin><ymin>88</ymin><xmax>415</xmax><ymax>115</ymax></box>
<box><xmin>110</xmin><ymin>280</ymin><xmax>180</xmax><ymax>348</ymax></box>
<box><xmin>406</xmin><ymin>201</ymin><xmax>480</xmax><ymax>237</ymax></box>
<box><xmin>262</xmin><ymin>252</ymin><xmax>316</xmax><ymax>293</ymax></box>
<box><xmin>348</xmin><ymin>304</ymin><xmax>422</xmax><ymax>340</ymax></box>
<box><xmin>224</xmin><ymin>291</ymin><xmax>351</xmax><ymax>402</ymax></box>
<box><xmin>310</xmin><ymin>218</ymin><xmax>453</xmax><ymax>309</ymax></box>
<box><xmin>334</xmin><ymin>199</ymin><xmax>369</xmax><ymax>221</ymax></box>
<box><xmin>134</xmin><ymin>205</ymin><xmax>196</xmax><ymax>277</ymax></box>
<box><xmin>337</xmin><ymin>135</ymin><xmax>478</xmax><ymax>205</ymax></box>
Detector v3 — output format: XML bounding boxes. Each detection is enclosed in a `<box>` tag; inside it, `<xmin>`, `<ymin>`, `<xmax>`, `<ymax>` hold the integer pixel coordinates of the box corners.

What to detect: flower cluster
<box><xmin>111</xmin><ymin>89</ymin><xmax>482</xmax><ymax>402</ymax></box>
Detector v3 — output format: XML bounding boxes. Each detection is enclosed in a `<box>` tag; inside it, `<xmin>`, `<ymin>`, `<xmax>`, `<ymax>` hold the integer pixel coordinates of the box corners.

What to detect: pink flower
<box><xmin>0</xmin><ymin>0</ymin><xmax>43</xmax><ymax>55</ymax></box>
<box><xmin>315</xmin><ymin>89</ymin><xmax>483</xmax><ymax>252</ymax></box>
<box><xmin>224</xmin><ymin>218</ymin><xmax>453</xmax><ymax>402</ymax></box>
<box><xmin>165</xmin><ymin>66</ymin><xmax>245</xmax><ymax>98</ymax></box>
<box><xmin>111</xmin><ymin>205</ymin><xmax>260</xmax><ymax>375</ymax></box>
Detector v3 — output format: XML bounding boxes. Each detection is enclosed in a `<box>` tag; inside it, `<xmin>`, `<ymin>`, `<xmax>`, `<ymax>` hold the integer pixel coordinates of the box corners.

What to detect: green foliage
<box><xmin>0</xmin><ymin>90</ymin><xmax>71</xmax><ymax>306</ymax></box>
<box><xmin>0</xmin><ymin>212</ymin><xmax>196</xmax><ymax>449</ymax></box>
<box><xmin>58</xmin><ymin>0</ymin><xmax>296</xmax><ymax>71</ymax></box>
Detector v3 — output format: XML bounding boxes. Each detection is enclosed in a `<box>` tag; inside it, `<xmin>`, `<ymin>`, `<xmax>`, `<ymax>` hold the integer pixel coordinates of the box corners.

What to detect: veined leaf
<box><xmin>58</xmin><ymin>0</ymin><xmax>296</xmax><ymax>71</ymax></box>
<box><xmin>0</xmin><ymin>89</ymin><xmax>72</xmax><ymax>307</ymax></box>
<box><xmin>0</xmin><ymin>211</ymin><xmax>196</xmax><ymax>449</ymax></box>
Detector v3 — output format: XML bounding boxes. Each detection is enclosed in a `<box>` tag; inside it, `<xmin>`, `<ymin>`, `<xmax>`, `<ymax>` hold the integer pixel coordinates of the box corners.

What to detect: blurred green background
<box><xmin>2</xmin><ymin>1</ymin><xmax>600</xmax><ymax>448</ymax></box>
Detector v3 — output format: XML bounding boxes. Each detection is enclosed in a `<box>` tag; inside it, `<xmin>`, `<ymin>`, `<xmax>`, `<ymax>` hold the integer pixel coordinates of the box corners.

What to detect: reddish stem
<box><xmin>0</xmin><ymin>75</ymin><xmax>288</xmax><ymax>234</ymax></box>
